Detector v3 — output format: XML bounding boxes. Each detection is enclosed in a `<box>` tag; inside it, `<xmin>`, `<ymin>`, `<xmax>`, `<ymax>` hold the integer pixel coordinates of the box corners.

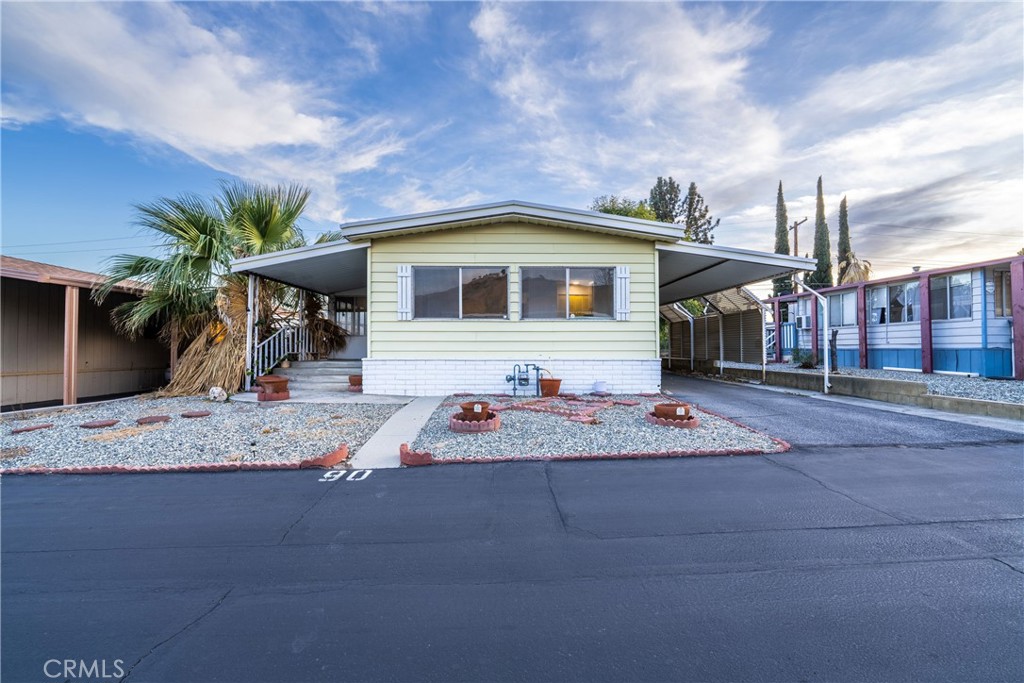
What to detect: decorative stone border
<box><xmin>449</xmin><ymin>412</ymin><xmax>501</xmax><ymax>433</ymax></box>
<box><xmin>136</xmin><ymin>415</ymin><xmax>172</xmax><ymax>425</ymax></box>
<box><xmin>644</xmin><ymin>411</ymin><xmax>702</xmax><ymax>429</ymax></box>
<box><xmin>0</xmin><ymin>444</ymin><xmax>349</xmax><ymax>476</ymax></box>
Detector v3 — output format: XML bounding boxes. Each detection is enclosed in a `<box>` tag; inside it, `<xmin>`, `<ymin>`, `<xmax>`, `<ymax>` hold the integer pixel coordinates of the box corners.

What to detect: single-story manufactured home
<box><xmin>766</xmin><ymin>255</ymin><xmax>1024</xmax><ymax>379</ymax></box>
<box><xmin>1</xmin><ymin>256</ymin><xmax>168</xmax><ymax>411</ymax></box>
<box><xmin>231</xmin><ymin>201</ymin><xmax>813</xmax><ymax>396</ymax></box>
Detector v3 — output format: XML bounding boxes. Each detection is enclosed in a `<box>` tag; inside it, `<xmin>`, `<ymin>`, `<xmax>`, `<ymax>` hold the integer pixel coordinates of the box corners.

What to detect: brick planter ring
<box><xmin>644</xmin><ymin>411</ymin><xmax>702</xmax><ymax>429</ymax></box>
<box><xmin>449</xmin><ymin>412</ymin><xmax>501</xmax><ymax>433</ymax></box>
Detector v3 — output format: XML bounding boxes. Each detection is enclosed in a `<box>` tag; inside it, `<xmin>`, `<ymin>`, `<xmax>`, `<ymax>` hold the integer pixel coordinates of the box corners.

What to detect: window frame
<box><xmin>827</xmin><ymin>290</ymin><xmax>857</xmax><ymax>327</ymax></box>
<box><xmin>519</xmin><ymin>266</ymin><xmax>616</xmax><ymax>320</ymax></box>
<box><xmin>994</xmin><ymin>271</ymin><xmax>1011</xmax><ymax>318</ymax></box>
<box><xmin>410</xmin><ymin>265</ymin><xmax>509</xmax><ymax>320</ymax></box>
<box><xmin>930</xmin><ymin>271</ymin><xmax>973</xmax><ymax>321</ymax></box>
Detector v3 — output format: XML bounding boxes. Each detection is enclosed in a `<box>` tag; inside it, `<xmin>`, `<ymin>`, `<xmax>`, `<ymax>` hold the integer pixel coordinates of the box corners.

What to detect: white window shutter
<box><xmin>397</xmin><ymin>265</ymin><xmax>412</xmax><ymax>321</ymax></box>
<box><xmin>615</xmin><ymin>265</ymin><xmax>630</xmax><ymax>321</ymax></box>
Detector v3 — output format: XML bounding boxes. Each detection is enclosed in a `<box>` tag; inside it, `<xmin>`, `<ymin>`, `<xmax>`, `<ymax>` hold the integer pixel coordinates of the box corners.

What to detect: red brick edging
<box><xmin>0</xmin><ymin>444</ymin><xmax>349</xmax><ymax>476</ymax></box>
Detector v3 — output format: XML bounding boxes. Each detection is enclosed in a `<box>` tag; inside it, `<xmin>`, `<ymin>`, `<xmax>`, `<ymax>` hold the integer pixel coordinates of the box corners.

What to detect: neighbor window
<box><xmin>521</xmin><ymin>267</ymin><xmax>613</xmax><ymax>319</ymax></box>
<box><xmin>828</xmin><ymin>291</ymin><xmax>857</xmax><ymax>326</ymax></box>
<box><xmin>994</xmin><ymin>271</ymin><xmax>1011</xmax><ymax>317</ymax></box>
<box><xmin>930</xmin><ymin>272</ymin><xmax>972</xmax><ymax>320</ymax></box>
<box><xmin>867</xmin><ymin>281</ymin><xmax>919</xmax><ymax>324</ymax></box>
<box><xmin>412</xmin><ymin>266</ymin><xmax>507</xmax><ymax>319</ymax></box>
<box><xmin>868</xmin><ymin>286</ymin><xmax>887</xmax><ymax>324</ymax></box>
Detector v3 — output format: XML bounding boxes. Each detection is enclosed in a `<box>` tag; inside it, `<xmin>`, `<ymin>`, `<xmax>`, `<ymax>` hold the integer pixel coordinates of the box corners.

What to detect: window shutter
<box><xmin>397</xmin><ymin>265</ymin><xmax>412</xmax><ymax>321</ymax></box>
<box><xmin>615</xmin><ymin>265</ymin><xmax>630</xmax><ymax>321</ymax></box>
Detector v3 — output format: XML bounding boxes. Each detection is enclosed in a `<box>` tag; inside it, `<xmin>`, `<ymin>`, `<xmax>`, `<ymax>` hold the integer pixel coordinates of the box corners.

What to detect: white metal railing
<box><xmin>765</xmin><ymin>327</ymin><xmax>776</xmax><ymax>356</ymax></box>
<box><xmin>252</xmin><ymin>325</ymin><xmax>313</xmax><ymax>381</ymax></box>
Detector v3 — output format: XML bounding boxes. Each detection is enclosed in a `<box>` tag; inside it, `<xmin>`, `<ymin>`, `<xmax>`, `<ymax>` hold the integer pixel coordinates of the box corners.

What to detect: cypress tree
<box><xmin>649</xmin><ymin>176</ymin><xmax>682</xmax><ymax>223</ymax></box>
<box><xmin>681</xmin><ymin>182</ymin><xmax>719</xmax><ymax>244</ymax></box>
<box><xmin>772</xmin><ymin>181</ymin><xmax>792</xmax><ymax>296</ymax></box>
<box><xmin>807</xmin><ymin>176</ymin><xmax>833</xmax><ymax>289</ymax></box>
<box><xmin>836</xmin><ymin>196</ymin><xmax>852</xmax><ymax>284</ymax></box>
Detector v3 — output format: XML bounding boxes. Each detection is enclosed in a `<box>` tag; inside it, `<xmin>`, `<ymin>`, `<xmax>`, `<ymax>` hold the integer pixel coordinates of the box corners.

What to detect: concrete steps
<box><xmin>272</xmin><ymin>360</ymin><xmax>362</xmax><ymax>393</ymax></box>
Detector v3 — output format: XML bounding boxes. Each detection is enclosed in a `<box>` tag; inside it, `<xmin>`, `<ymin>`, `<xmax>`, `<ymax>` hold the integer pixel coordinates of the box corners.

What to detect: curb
<box><xmin>0</xmin><ymin>444</ymin><xmax>349</xmax><ymax>476</ymax></box>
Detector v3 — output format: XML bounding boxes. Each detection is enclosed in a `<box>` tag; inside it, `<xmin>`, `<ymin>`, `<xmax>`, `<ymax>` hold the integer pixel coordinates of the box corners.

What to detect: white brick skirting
<box><xmin>362</xmin><ymin>358</ymin><xmax>662</xmax><ymax>396</ymax></box>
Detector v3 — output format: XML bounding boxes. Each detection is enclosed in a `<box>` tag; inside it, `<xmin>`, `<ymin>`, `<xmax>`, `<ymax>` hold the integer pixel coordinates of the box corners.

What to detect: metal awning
<box><xmin>658</xmin><ymin>243</ymin><xmax>812</xmax><ymax>305</ymax></box>
<box><xmin>230</xmin><ymin>241</ymin><xmax>368</xmax><ymax>295</ymax></box>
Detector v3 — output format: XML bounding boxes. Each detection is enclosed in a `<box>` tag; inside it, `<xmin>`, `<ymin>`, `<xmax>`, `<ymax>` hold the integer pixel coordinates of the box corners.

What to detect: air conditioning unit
<box><xmin>795</xmin><ymin>315</ymin><xmax>811</xmax><ymax>330</ymax></box>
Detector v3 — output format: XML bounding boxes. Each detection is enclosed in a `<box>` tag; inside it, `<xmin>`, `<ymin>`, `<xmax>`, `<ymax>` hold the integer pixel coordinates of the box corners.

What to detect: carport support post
<box><xmin>244</xmin><ymin>273</ymin><xmax>255</xmax><ymax>391</ymax></box>
<box><xmin>772</xmin><ymin>299</ymin><xmax>783</xmax><ymax>363</ymax></box>
<box><xmin>795</xmin><ymin>275</ymin><xmax>830</xmax><ymax>394</ymax></box>
<box><xmin>702</xmin><ymin>297</ymin><xmax>725</xmax><ymax>377</ymax></box>
<box><xmin>740</xmin><ymin>287</ymin><xmax>772</xmax><ymax>384</ymax></box>
<box><xmin>62</xmin><ymin>285</ymin><xmax>79</xmax><ymax>405</ymax></box>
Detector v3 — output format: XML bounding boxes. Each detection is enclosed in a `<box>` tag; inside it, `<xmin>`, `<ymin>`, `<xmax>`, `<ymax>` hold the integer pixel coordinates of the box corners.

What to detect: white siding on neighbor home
<box><xmin>367</xmin><ymin>223</ymin><xmax>658</xmax><ymax>359</ymax></box>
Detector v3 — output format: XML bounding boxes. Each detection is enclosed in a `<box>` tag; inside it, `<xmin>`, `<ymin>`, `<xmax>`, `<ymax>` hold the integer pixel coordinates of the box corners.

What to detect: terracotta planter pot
<box><xmin>654</xmin><ymin>402</ymin><xmax>691</xmax><ymax>420</ymax></box>
<box><xmin>539</xmin><ymin>378</ymin><xmax>562</xmax><ymax>397</ymax></box>
<box><xmin>348</xmin><ymin>374</ymin><xmax>363</xmax><ymax>387</ymax></box>
<box><xmin>256</xmin><ymin>374</ymin><xmax>289</xmax><ymax>394</ymax></box>
<box><xmin>459</xmin><ymin>401</ymin><xmax>491</xmax><ymax>421</ymax></box>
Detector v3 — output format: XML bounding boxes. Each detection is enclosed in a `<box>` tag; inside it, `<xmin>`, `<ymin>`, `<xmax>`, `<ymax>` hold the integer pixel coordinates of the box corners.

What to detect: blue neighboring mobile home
<box><xmin>767</xmin><ymin>255</ymin><xmax>1023</xmax><ymax>380</ymax></box>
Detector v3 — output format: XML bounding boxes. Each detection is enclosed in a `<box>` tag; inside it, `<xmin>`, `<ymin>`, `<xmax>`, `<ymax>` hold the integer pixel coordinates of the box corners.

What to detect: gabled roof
<box><xmin>0</xmin><ymin>255</ymin><xmax>146</xmax><ymax>293</ymax></box>
<box><xmin>339</xmin><ymin>200</ymin><xmax>685</xmax><ymax>242</ymax></box>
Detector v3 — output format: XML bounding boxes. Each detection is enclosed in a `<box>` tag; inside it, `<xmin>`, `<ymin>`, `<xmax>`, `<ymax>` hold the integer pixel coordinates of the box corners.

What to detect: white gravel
<box><xmin>717</xmin><ymin>361</ymin><xmax>1024</xmax><ymax>404</ymax></box>
<box><xmin>1</xmin><ymin>395</ymin><xmax>403</xmax><ymax>470</ymax></box>
<box><xmin>412</xmin><ymin>394</ymin><xmax>785</xmax><ymax>461</ymax></box>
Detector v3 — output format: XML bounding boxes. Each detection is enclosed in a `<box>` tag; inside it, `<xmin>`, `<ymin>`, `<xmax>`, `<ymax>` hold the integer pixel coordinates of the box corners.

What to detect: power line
<box><xmin>1</xmin><ymin>236</ymin><xmax>150</xmax><ymax>248</ymax></box>
<box><xmin>2</xmin><ymin>245</ymin><xmax>162</xmax><ymax>256</ymax></box>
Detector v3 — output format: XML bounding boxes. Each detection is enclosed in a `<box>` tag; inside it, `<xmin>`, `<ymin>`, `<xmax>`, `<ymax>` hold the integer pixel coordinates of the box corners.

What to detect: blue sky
<box><xmin>2</xmin><ymin>1</ymin><xmax>1021</xmax><ymax>280</ymax></box>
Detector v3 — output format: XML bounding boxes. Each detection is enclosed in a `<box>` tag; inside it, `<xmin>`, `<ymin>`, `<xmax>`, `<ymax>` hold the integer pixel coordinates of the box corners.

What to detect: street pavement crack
<box><xmin>992</xmin><ymin>557</ymin><xmax>1024</xmax><ymax>575</ymax></box>
<box><xmin>119</xmin><ymin>587</ymin><xmax>233</xmax><ymax>682</ymax></box>
<box><xmin>278</xmin><ymin>482</ymin><xmax>336</xmax><ymax>545</ymax></box>
<box><xmin>761</xmin><ymin>454</ymin><xmax>909</xmax><ymax>523</ymax></box>
<box><xmin>544</xmin><ymin>462</ymin><xmax>569</xmax><ymax>535</ymax></box>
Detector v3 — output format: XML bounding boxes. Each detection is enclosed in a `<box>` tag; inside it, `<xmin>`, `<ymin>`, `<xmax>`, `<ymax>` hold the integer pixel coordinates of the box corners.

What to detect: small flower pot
<box><xmin>459</xmin><ymin>401</ymin><xmax>491</xmax><ymax>421</ymax></box>
<box><xmin>348</xmin><ymin>374</ymin><xmax>363</xmax><ymax>387</ymax></box>
<box><xmin>539</xmin><ymin>378</ymin><xmax>562</xmax><ymax>397</ymax></box>
<box><xmin>256</xmin><ymin>374</ymin><xmax>289</xmax><ymax>394</ymax></box>
<box><xmin>654</xmin><ymin>402</ymin><xmax>691</xmax><ymax>420</ymax></box>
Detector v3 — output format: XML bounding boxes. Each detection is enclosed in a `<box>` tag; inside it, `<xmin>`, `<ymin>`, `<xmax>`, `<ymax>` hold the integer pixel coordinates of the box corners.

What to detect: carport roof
<box><xmin>230</xmin><ymin>202</ymin><xmax>814</xmax><ymax>299</ymax></box>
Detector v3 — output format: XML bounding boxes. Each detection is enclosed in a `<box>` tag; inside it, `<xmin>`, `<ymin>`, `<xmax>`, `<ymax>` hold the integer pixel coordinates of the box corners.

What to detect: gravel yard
<box><xmin>412</xmin><ymin>394</ymin><xmax>786</xmax><ymax>461</ymax></box>
<box><xmin>1</xmin><ymin>395</ymin><xmax>404</xmax><ymax>470</ymax></box>
<box><xmin>718</xmin><ymin>361</ymin><xmax>1024</xmax><ymax>404</ymax></box>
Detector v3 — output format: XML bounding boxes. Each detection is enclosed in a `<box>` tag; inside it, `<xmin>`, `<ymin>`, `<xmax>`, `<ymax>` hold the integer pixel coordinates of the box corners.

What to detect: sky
<box><xmin>2</xmin><ymin>1</ymin><xmax>1022</xmax><ymax>282</ymax></box>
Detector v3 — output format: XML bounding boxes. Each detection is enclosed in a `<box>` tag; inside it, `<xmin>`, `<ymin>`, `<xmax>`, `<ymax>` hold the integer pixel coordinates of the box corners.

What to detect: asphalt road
<box><xmin>3</xmin><ymin>381</ymin><xmax>1023</xmax><ymax>682</ymax></box>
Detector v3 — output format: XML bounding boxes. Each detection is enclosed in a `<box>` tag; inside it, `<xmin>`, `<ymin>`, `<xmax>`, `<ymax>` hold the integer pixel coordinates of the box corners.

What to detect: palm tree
<box><xmin>838</xmin><ymin>253</ymin><xmax>872</xmax><ymax>284</ymax></box>
<box><xmin>95</xmin><ymin>180</ymin><xmax>342</xmax><ymax>396</ymax></box>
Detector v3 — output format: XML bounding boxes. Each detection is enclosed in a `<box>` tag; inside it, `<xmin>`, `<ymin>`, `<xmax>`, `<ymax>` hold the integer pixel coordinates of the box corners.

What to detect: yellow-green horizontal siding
<box><xmin>368</xmin><ymin>223</ymin><xmax>658</xmax><ymax>358</ymax></box>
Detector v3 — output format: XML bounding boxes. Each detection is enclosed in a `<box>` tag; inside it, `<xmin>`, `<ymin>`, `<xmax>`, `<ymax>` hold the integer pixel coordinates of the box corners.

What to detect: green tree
<box><xmin>94</xmin><ymin>181</ymin><xmax>341</xmax><ymax>395</ymax></box>
<box><xmin>806</xmin><ymin>176</ymin><xmax>833</xmax><ymax>289</ymax></box>
<box><xmin>589</xmin><ymin>195</ymin><xmax>656</xmax><ymax>220</ymax></box>
<box><xmin>836</xmin><ymin>195</ymin><xmax>853</xmax><ymax>284</ymax></box>
<box><xmin>681</xmin><ymin>182</ymin><xmax>719</xmax><ymax>244</ymax></box>
<box><xmin>772</xmin><ymin>181</ymin><xmax>792</xmax><ymax>296</ymax></box>
<box><xmin>648</xmin><ymin>176</ymin><xmax>682</xmax><ymax>223</ymax></box>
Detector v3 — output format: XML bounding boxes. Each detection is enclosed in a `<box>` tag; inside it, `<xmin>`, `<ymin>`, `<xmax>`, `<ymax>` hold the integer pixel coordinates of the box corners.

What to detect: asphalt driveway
<box><xmin>2</xmin><ymin>380</ymin><xmax>1022</xmax><ymax>682</ymax></box>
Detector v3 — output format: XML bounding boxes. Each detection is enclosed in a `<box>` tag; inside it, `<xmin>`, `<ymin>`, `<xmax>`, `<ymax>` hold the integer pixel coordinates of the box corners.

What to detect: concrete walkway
<box><xmin>349</xmin><ymin>395</ymin><xmax>445</xmax><ymax>469</ymax></box>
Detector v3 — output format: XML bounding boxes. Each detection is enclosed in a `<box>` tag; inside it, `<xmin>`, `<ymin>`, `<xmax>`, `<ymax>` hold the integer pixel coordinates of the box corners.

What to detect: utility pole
<box><xmin>790</xmin><ymin>217</ymin><xmax>807</xmax><ymax>291</ymax></box>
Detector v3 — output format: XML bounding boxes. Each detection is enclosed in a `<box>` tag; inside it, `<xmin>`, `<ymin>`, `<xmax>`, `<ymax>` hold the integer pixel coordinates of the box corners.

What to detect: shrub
<box><xmin>791</xmin><ymin>349</ymin><xmax>819</xmax><ymax>369</ymax></box>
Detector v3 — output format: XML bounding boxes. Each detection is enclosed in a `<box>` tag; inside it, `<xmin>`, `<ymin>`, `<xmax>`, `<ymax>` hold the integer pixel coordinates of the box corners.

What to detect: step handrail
<box><xmin>251</xmin><ymin>325</ymin><xmax>313</xmax><ymax>385</ymax></box>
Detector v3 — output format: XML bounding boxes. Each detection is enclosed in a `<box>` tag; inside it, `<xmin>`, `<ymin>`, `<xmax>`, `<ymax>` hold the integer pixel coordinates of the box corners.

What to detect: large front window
<box><xmin>521</xmin><ymin>267</ymin><xmax>614</xmax><ymax>319</ymax></box>
<box><xmin>412</xmin><ymin>266</ymin><xmax>508</xmax><ymax>319</ymax></box>
<box><xmin>867</xmin><ymin>281</ymin><xmax>919</xmax><ymax>324</ymax></box>
<box><xmin>930</xmin><ymin>272</ymin><xmax>972</xmax><ymax>320</ymax></box>
<box><xmin>994</xmin><ymin>271</ymin><xmax>1011</xmax><ymax>317</ymax></box>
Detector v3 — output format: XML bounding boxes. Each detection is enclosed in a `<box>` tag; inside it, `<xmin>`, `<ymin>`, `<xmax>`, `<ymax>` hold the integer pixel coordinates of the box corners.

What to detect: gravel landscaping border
<box><xmin>407</xmin><ymin>394</ymin><xmax>789</xmax><ymax>464</ymax></box>
<box><xmin>1</xmin><ymin>395</ymin><xmax>403</xmax><ymax>475</ymax></box>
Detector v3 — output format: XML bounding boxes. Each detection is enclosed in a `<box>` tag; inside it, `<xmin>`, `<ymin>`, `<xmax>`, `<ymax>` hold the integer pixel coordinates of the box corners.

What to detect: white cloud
<box><xmin>1</xmin><ymin>2</ymin><xmax>405</xmax><ymax>221</ymax></box>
